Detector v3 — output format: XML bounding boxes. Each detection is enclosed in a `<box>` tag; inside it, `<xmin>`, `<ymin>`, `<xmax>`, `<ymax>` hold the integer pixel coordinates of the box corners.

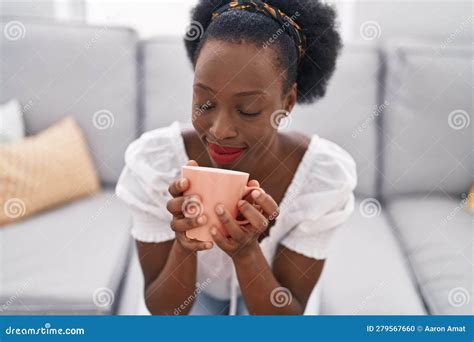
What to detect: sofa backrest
<box><xmin>0</xmin><ymin>19</ymin><xmax>139</xmax><ymax>185</ymax></box>
<box><xmin>4</xmin><ymin>21</ymin><xmax>469</xmax><ymax>198</ymax></box>
<box><xmin>141</xmin><ymin>38</ymin><xmax>381</xmax><ymax>197</ymax></box>
<box><xmin>289</xmin><ymin>43</ymin><xmax>381</xmax><ymax>197</ymax></box>
<box><xmin>141</xmin><ymin>36</ymin><xmax>194</xmax><ymax>131</ymax></box>
<box><xmin>348</xmin><ymin>0</ymin><xmax>472</xmax><ymax>45</ymax></box>
<box><xmin>380</xmin><ymin>41</ymin><xmax>472</xmax><ymax>197</ymax></box>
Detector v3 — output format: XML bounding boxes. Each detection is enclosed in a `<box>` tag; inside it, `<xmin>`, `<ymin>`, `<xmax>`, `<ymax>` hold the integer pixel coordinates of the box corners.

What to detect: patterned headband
<box><xmin>211</xmin><ymin>0</ymin><xmax>307</xmax><ymax>62</ymax></box>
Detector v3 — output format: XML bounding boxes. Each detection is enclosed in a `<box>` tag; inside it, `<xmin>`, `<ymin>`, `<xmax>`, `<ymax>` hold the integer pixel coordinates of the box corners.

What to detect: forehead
<box><xmin>194</xmin><ymin>39</ymin><xmax>282</xmax><ymax>93</ymax></box>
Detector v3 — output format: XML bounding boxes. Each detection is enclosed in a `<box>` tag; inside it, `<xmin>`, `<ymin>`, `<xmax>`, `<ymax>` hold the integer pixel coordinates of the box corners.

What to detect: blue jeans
<box><xmin>188</xmin><ymin>292</ymin><xmax>249</xmax><ymax>315</ymax></box>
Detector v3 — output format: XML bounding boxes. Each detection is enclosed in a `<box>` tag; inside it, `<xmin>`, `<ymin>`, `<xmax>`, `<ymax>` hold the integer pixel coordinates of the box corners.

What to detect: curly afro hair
<box><xmin>184</xmin><ymin>0</ymin><xmax>343</xmax><ymax>104</ymax></box>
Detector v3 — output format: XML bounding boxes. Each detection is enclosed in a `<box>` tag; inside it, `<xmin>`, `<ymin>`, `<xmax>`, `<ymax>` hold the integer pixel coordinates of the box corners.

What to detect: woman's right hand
<box><xmin>166</xmin><ymin>160</ymin><xmax>213</xmax><ymax>252</ymax></box>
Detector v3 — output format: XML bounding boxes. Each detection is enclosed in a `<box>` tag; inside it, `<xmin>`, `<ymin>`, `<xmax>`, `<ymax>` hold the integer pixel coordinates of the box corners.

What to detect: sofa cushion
<box><xmin>0</xmin><ymin>20</ymin><xmax>139</xmax><ymax>185</ymax></box>
<box><xmin>0</xmin><ymin>190</ymin><xmax>132</xmax><ymax>315</ymax></box>
<box><xmin>0</xmin><ymin>117</ymin><xmax>100</xmax><ymax>226</ymax></box>
<box><xmin>116</xmin><ymin>242</ymin><xmax>142</xmax><ymax>315</ymax></box>
<box><xmin>386</xmin><ymin>194</ymin><xmax>472</xmax><ymax>315</ymax></box>
<box><xmin>0</xmin><ymin>98</ymin><xmax>24</xmax><ymax>143</ymax></box>
<box><xmin>320</xmin><ymin>197</ymin><xmax>426</xmax><ymax>314</ymax></box>
<box><xmin>381</xmin><ymin>42</ymin><xmax>472</xmax><ymax>197</ymax></box>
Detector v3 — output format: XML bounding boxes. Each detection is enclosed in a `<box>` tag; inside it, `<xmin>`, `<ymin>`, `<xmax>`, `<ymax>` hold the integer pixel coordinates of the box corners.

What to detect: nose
<box><xmin>208</xmin><ymin>112</ymin><xmax>237</xmax><ymax>140</ymax></box>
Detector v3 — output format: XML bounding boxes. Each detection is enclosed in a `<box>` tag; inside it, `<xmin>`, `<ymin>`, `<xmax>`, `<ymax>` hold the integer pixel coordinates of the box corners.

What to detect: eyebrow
<box><xmin>194</xmin><ymin>82</ymin><xmax>216</xmax><ymax>94</ymax></box>
<box><xmin>234</xmin><ymin>90</ymin><xmax>267</xmax><ymax>97</ymax></box>
<box><xmin>194</xmin><ymin>82</ymin><xmax>267</xmax><ymax>97</ymax></box>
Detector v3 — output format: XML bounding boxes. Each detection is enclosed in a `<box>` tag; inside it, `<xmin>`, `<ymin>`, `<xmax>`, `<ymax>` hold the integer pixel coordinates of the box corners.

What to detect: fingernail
<box><xmin>210</xmin><ymin>227</ymin><xmax>217</xmax><ymax>235</ymax></box>
<box><xmin>204</xmin><ymin>242</ymin><xmax>213</xmax><ymax>249</ymax></box>
<box><xmin>251</xmin><ymin>189</ymin><xmax>262</xmax><ymax>199</ymax></box>
<box><xmin>215</xmin><ymin>205</ymin><xmax>224</xmax><ymax>215</ymax></box>
<box><xmin>179</xmin><ymin>178</ymin><xmax>187</xmax><ymax>188</ymax></box>
<box><xmin>238</xmin><ymin>200</ymin><xmax>246</xmax><ymax>207</ymax></box>
<box><xmin>197</xmin><ymin>215</ymin><xmax>206</xmax><ymax>225</ymax></box>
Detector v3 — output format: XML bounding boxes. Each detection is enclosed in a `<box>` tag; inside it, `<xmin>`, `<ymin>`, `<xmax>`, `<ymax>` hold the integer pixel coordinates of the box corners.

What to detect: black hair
<box><xmin>184</xmin><ymin>0</ymin><xmax>343</xmax><ymax>104</ymax></box>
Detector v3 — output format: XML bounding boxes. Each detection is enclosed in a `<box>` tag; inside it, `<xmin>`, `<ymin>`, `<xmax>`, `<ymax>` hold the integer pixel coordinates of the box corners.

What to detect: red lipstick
<box><xmin>207</xmin><ymin>142</ymin><xmax>245</xmax><ymax>164</ymax></box>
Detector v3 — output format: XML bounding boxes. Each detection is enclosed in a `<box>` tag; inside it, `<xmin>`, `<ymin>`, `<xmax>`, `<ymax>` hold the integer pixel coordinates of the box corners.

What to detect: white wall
<box><xmin>1</xmin><ymin>0</ymin><xmax>56</xmax><ymax>19</ymax></box>
<box><xmin>2</xmin><ymin>0</ymin><xmax>471</xmax><ymax>44</ymax></box>
<box><xmin>85</xmin><ymin>0</ymin><xmax>198</xmax><ymax>38</ymax></box>
<box><xmin>0</xmin><ymin>0</ymin><xmax>85</xmax><ymax>21</ymax></box>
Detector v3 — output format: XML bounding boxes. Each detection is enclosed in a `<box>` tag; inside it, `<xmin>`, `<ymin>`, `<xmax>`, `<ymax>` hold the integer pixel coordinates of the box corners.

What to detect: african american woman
<box><xmin>116</xmin><ymin>0</ymin><xmax>357</xmax><ymax>315</ymax></box>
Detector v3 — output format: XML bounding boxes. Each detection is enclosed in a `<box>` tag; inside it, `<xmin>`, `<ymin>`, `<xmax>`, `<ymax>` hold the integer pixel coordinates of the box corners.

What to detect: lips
<box><xmin>207</xmin><ymin>142</ymin><xmax>245</xmax><ymax>164</ymax></box>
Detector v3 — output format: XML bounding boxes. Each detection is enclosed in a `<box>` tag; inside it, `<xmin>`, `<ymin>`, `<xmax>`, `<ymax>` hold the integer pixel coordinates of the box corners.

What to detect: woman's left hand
<box><xmin>210</xmin><ymin>180</ymin><xmax>279</xmax><ymax>260</ymax></box>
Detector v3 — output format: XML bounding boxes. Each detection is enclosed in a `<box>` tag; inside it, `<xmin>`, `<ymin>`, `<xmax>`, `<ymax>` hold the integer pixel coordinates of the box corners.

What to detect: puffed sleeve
<box><xmin>115</xmin><ymin>122</ymin><xmax>188</xmax><ymax>243</ymax></box>
<box><xmin>279</xmin><ymin>137</ymin><xmax>357</xmax><ymax>260</ymax></box>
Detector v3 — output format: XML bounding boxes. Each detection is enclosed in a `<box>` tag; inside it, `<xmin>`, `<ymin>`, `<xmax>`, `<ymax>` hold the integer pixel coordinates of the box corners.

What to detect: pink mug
<box><xmin>181</xmin><ymin>165</ymin><xmax>262</xmax><ymax>242</ymax></box>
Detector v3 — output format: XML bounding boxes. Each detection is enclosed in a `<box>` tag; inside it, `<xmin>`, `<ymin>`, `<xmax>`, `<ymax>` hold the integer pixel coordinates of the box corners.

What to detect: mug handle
<box><xmin>235</xmin><ymin>186</ymin><xmax>265</xmax><ymax>225</ymax></box>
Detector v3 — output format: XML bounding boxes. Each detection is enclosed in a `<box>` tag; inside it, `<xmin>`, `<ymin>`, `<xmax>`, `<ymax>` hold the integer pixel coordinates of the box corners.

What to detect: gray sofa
<box><xmin>0</xmin><ymin>19</ymin><xmax>472</xmax><ymax>315</ymax></box>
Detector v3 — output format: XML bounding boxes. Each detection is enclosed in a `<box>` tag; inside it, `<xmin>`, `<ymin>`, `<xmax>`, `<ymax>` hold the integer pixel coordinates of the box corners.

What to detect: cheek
<box><xmin>244</xmin><ymin>117</ymin><xmax>277</xmax><ymax>144</ymax></box>
<box><xmin>191</xmin><ymin>114</ymin><xmax>209</xmax><ymax>134</ymax></box>
<box><xmin>191</xmin><ymin>104</ymin><xmax>213</xmax><ymax>131</ymax></box>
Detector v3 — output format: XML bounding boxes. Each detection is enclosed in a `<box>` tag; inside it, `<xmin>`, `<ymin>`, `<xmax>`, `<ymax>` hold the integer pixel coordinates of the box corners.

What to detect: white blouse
<box><xmin>116</xmin><ymin>121</ymin><xmax>357</xmax><ymax>314</ymax></box>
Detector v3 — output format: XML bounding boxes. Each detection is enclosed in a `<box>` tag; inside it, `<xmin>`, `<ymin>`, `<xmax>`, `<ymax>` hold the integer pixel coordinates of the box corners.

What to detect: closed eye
<box><xmin>194</xmin><ymin>103</ymin><xmax>214</xmax><ymax>112</ymax></box>
<box><xmin>237</xmin><ymin>109</ymin><xmax>261</xmax><ymax>116</ymax></box>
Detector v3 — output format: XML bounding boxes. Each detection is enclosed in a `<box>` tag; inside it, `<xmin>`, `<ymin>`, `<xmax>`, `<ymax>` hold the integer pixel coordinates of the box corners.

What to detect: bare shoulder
<box><xmin>180</xmin><ymin>128</ymin><xmax>210</xmax><ymax>165</ymax></box>
<box><xmin>181</xmin><ymin>127</ymin><xmax>199</xmax><ymax>144</ymax></box>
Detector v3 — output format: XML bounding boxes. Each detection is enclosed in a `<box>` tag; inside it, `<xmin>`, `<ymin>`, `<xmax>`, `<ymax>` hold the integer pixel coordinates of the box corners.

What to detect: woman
<box><xmin>116</xmin><ymin>0</ymin><xmax>357</xmax><ymax>315</ymax></box>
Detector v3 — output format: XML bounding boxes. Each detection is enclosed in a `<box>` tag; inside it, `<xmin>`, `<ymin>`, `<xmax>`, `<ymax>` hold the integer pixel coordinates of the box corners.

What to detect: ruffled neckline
<box><xmin>259</xmin><ymin>134</ymin><xmax>320</xmax><ymax>247</ymax></box>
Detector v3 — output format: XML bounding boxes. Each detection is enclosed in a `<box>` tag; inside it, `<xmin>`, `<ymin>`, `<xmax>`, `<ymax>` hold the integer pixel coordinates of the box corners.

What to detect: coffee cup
<box><xmin>181</xmin><ymin>165</ymin><xmax>262</xmax><ymax>242</ymax></box>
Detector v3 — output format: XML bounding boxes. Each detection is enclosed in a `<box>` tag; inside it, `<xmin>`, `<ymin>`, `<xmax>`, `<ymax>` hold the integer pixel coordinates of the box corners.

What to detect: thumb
<box><xmin>248</xmin><ymin>179</ymin><xmax>260</xmax><ymax>187</ymax></box>
<box><xmin>186</xmin><ymin>159</ymin><xmax>198</xmax><ymax>167</ymax></box>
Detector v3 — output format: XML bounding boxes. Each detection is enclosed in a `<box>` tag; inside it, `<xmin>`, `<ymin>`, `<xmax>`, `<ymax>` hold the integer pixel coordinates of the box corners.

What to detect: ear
<box><xmin>284</xmin><ymin>82</ymin><xmax>297</xmax><ymax>113</ymax></box>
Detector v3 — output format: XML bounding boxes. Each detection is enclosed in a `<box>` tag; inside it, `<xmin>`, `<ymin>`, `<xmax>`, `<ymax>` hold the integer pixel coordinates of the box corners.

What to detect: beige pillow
<box><xmin>466</xmin><ymin>184</ymin><xmax>474</xmax><ymax>213</ymax></box>
<box><xmin>0</xmin><ymin>117</ymin><xmax>100</xmax><ymax>226</ymax></box>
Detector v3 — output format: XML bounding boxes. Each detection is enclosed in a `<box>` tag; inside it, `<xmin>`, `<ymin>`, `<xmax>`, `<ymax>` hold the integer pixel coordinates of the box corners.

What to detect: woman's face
<box><xmin>192</xmin><ymin>39</ymin><xmax>296</xmax><ymax>170</ymax></box>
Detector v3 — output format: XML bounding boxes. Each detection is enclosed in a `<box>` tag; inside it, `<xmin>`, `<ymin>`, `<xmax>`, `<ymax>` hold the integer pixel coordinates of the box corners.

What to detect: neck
<box><xmin>247</xmin><ymin>133</ymin><xmax>283</xmax><ymax>184</ymax></box>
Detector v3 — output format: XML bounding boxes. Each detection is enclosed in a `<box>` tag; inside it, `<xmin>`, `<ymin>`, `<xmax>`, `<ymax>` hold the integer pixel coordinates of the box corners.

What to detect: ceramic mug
<box><xmin>181</xmin><ymin>165</ymin><xmax>262</xmax><ymax>242</ymax></box>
